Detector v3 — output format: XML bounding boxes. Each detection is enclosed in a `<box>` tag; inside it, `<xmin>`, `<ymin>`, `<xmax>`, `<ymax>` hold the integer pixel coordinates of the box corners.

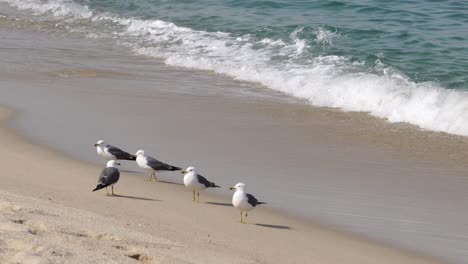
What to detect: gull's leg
<box><xmin>240</xmin><ymin>211</ymin><xmax>243</xmax><ymax>223</ymax></box>
<box><xmin>153</xmin><ymin>172</ymin><xmax>159</xmax><ymax>182</ymax></box>
<box><xmin>197</xmin><ymin>192</ymin><xmax>200</xmax><ymax>202</ymax></box>
<box><xmin>192</xmin><ymin>190</ymin><xmax>195</xmax><ymax>201</ymax></box>
<box><xmin>245</xmin><ymin>212</ymin><xmax>248</xmax><ymax>223</ymax></box>
<box><xmin>111</xmin><ymin>186</ymin><xmax>115</xmax><ymax>195</ymax></box>
<box><xmin>147</xmin><ymin>173</ymin><xmax>152</xmax><ymax>181</ymax></box>
<box><xmin>105</xmin><ymin>187</ymin><xmax>109</xmax><ymax>195</ymax></box>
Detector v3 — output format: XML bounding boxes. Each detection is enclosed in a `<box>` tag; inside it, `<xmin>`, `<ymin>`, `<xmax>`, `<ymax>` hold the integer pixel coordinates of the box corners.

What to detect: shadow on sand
<box><xmin>205</xmin><ymin>202</ymin><xmax>233</xmax><ymax>207</ymax></box>
<box><xmin>155</xmin><ymin>180</ymin><xmax>184</xmax><ymax>186</ymax></box>
<box><xmin>109</xmin><ymin>194</ymin><xmax>161</xmax><ymax>202</ymax></box>
<box><xmin>255</xmin><ymin>223</ymin><xmax>293</xmax><ymax>230</ymax></box>
<box><xmin>141</xmin><ymin>179</ymin><xmax>184</xmax><ymax>186</ymax></box>
<box><xmin>120</xmin><ymin>169</ymin><xmax>145</xmax><ymax>174</ymax></box>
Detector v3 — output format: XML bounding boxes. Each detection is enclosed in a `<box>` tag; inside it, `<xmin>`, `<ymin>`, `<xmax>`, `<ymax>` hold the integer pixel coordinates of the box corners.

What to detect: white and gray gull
<box><xmin>93</xmin><ymin>160</ymin><xmax>121</xmax><ymax>195</ymax></box>
<box><xmin>135</xmin><ymin>150</ymin><xmax>181</xmax><ymax>181</ymax></box>
<box><xmin>94</xmin><ymin>140</ymin><xmax>136</xmax><ymax>161</ymax></box>
<box><xmin>181</xmin><ymin>166</ymin><xmax>220</xmax><ymax>201</ymax></box>
<box><xmin>229</xmin><ymin>183</ymin><xmax>266</xmax><ymax>223</ymax></box>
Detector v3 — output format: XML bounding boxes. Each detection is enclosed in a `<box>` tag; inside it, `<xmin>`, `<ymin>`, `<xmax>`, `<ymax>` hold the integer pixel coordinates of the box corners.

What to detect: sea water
<box><xmin>1</xmin><ymin>0</ymin><xmax>467</xmax><ymax>135</ymax></box>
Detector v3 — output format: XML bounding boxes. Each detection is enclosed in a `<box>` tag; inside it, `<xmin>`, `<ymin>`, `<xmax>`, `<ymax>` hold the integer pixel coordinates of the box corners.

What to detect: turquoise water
<box><xmin>82</xmin><ymin>0</ymin><xmax>468</xmax><ymax>88</ymax></box>
<box><xmin>1</xmin><ymin>0</ymin><xmax>468</xmax><ymax>135</ymax></box>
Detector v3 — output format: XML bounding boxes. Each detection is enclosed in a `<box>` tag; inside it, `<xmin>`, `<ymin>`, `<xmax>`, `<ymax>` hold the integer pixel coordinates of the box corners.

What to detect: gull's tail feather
<box><xmin>121</xmin><ymin>154</ymin><xmax>136</xmax><ymax>161</ymax></box>
<box><xmin>170</xmin><ymin>166</ymin><xmax>182</xmax><ymax>171</ymax></box>
<box><xmin>93</xmin><ymin>183</ymin><xmax>107</xmax><ymax>192</ymax></box>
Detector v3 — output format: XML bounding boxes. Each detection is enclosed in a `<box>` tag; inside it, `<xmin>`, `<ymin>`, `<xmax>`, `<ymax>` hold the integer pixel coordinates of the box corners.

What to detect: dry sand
<box><xmin>0</xmin><ymin>105</ymin><xmax>447</xmax><ymax>264</ymax></box>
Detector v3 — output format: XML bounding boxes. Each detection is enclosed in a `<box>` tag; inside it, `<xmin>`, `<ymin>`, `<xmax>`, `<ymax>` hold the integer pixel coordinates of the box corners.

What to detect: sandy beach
<box><xmin>0</xmin><ymin>105</ymin><xmax>446</xmax><ymax>264</ymax></box>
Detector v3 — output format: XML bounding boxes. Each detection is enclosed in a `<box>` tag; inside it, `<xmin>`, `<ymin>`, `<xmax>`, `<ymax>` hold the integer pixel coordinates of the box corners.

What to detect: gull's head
<box><xmin>229</xmin><ymin>182</ymin><xmax>246</xmax><ymax>191</ymax></box>
<box><xmin>181</xmin><ymin>166</ymin><xmax>196</xmax><ymax>174</ymax></box>
<box><xmin>135</xmin><ymin>150</ymin><xmax>145</xmax><ymax>156</ymax></box>
<box><xmin>107</xmin><ymin>160</ymin><xmax>120</xmax><ymax>167</ymax></box>
<box><xmin>94</xmin><ymin>139</ymin><xmax>105</xmax><ymax>147</ymax></box>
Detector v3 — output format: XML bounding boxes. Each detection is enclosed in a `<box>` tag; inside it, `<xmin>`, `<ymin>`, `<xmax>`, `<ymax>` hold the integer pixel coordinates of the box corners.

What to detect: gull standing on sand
<box><xmin>135</xmin><ymin>150</ymin><xmax>181</xmax><ymax>181</ymax></box>
<box><xmin>94</xmin><ymin>140</ymin><xmax>136</xmax><ymax>161</ymax></box>
<box><xmin>181</xmin><ymin>167</ymin><xmax>220</xmax><ymax>201</ymax></box>
<box><xmin>93</xmin><ymin>160</ymin><xmax>120</xmax><ymax>195</ymax></box>
<box><xmin>229</xmin><ymin>183</ymin><xmax>266</xmax><ymax>223</ymax></box>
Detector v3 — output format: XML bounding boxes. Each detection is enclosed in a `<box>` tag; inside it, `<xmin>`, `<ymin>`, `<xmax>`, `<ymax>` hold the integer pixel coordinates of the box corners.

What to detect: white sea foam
<box><xmin>2</xmin><ymin>0</ymin><xmax>92</xmax><ymax>18</ymax></box>
<box><xmin>289</xmin><ymin>27</ymin><xmax>308</xmax><ymax>55</ymax></box>
<box><xmin>3</xmin><ymin>0</ymin><xmax>468</xmax><ymax>136</ymax></box>
<box><xmin>314</xmin><ymin>26</ymin><xmax>340</xmax><ymax>45</ymax></box>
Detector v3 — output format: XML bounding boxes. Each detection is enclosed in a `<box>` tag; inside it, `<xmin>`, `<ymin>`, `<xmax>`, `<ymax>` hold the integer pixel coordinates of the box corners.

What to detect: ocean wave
<box><xmin>3</xmin><ymin>0</ymin><xmax>468</xmax><ymax>136</ymax></box>
<box><xmin>314</xmin><ymin>26</ymin><xmax>340</xmax><ymax>46</ymax></box>
<box><xmin>3</xmin><ymin>0</ymin><xmax>92</xmax><ymax>18</ymax></box>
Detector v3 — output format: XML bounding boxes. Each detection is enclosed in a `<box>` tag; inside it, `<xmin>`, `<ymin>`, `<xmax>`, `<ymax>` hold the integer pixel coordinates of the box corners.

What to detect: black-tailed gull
<box><xmin>94</xmin><ymin>140</ymin><xmax>136</xmax><ymax>161</ymax></box>
<box><xmin>181</xmin><ymin>166</ymin><xmax>220</xmax><ymax>201</ymax></box>
<box><xmin>135</xmin><ymin>150</ymin><xmax>181</xmax><ymax>181</ymax></box>
<box><xmin>229</xmin><ymin>183</ymin><xmax>266</xmax><ymax>223</ymax></box>
<box><xmin>93</xmin><ymin>160</ymin><xmax>120</xmax><ymax>195</ymax></box>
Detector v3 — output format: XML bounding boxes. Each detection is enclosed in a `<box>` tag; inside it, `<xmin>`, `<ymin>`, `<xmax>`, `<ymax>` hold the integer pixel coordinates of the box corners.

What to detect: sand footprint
<box><xmin>0</xmin><ymin>220</ymin><xmax>29</xmax><ymax>232</ymax></box>
<box><xmin>88</xmin><ymin>231</ymin><xmax>121</xmax><ymax>241</ymax></box>
<box><xmin>11</xmin><ymin>219</ymin><xmax>26</xmax><ymax>224</ymax></box>
<box><xmin>25</xmin><ymin>221</ymin><xmax>48</xmax><ymax>236</ymax></box>
<box><xmin>113</xmin><ymin>245</ymin><xmax>155</xmax><ymax>263</ymax></box>
<box><xmin>0</xmin><ymin>201</ymin><xmax>22</xmax><ymax>214</ymax></box>
<box><xmin>60</xmin><ymin>230</ymin><xmax>89</xmax><ymax>238</ymax></box>
<box><xmin>2</xmin><ymin>238</ymin><xmax>46</xmax><ymax>264</ymax></box>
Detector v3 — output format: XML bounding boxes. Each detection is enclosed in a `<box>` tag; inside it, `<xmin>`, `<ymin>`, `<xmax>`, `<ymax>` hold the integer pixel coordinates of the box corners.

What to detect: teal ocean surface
<box><xmin>82</xmin><ymin>0</ymin><xmax>467</xmax><ymax>89</ymax></box>
<box><xmin>1</xmin><ymin>0</ymin><xmax>467</xmax><ymax>135</ymax></box>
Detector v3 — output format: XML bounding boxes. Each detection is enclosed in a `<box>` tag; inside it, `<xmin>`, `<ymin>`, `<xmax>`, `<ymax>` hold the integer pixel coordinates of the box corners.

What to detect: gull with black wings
<box><xmin>94</xmin><ymin>140</ymin><xmax>136</xmax><ymax>161</ymax></box>
<box><xmin>135</xmin><ymin>149</ymin><xmax>181</xmax><ymax>181</ymax></box>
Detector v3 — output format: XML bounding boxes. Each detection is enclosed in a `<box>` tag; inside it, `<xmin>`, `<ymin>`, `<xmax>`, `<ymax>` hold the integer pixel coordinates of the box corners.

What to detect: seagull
<box><xmin>181</xmin><ymin>166</ymin><xmax>220</xmax><ymax>201</ymax></box>
<box><xmin>93</xmin><ymin>160</ymin><xmax>120</xmax><ymax>195</ymax></box>
<box><xmin>229</xmin><ymin>183</ymin><xmax>266</xmax><ymax>223</ymax></box>
<box><xmin>94</xmin><ymin>140</ymin><xmax>136</xmax><ymax>161</ymax></box>
<box><xmin>135</xmin><ymin>150</ymin><xmax>181</xmax><ymax>181</ymax></box>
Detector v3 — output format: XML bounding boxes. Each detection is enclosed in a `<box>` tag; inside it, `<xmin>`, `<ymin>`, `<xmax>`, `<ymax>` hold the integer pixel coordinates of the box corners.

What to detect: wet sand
<box><xmin>0</xmin><ymin>105</ymin><xmax>445</xmax><ymax>264</ymax></box>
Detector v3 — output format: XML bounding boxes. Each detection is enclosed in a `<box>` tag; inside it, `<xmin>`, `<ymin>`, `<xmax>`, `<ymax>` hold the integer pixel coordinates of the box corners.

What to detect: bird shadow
<box><xmin>205</xmin><ymin>202</ymin><xmax>233</xmax><ymax>207</ymax></box>
<box><xmin>154</xmin><ymin>180</ymin><xmax>184</xmax><ymax>186</ymax></box>
<box><xmin>109</xmin><ymin>194</ymin><xmax>161</xmax><ymax>202</ymax></box>
<box><xmin>120</xmin><ymin>169</ymin><xmax>145</xmax><ymax>174</ymax></box>
<box><xmin>255</xmin><ymin>223</ymin><xmax>293</xmax><ymax>230</ymax></box>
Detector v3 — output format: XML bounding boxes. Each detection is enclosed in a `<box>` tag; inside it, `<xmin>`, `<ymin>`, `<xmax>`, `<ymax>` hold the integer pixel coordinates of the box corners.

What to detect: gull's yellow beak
<box><xmin>94</xmin><ymin>144</ymin><xmax>98</xmax><ymax>147</ymax></box>
<box><xmin>229</xmin><ymin>187</ymin><xmax>236</xmax><ymax>190</ymax></box>
<box><xmin>181</xmin><ymin>170</ymin><xmax>187</xmax><ymax>174</ymax></box>
<box><xmin>116</xmin><ymin>162</ymin><xmax>121</xmax><ymax>166</ymax></box>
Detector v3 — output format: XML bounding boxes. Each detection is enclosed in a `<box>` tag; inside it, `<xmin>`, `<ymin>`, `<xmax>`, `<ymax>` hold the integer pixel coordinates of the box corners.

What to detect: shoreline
<box><xmin>1</xmin><ymin>22</ymin><xmax>467</xmax><ymax>263</ymax></box>
<box><xmin>2</xmin><ymin>66</ymin><xmax>468</xmax><ymax>264</ymax></box>
<box><xmin>0</xmin><ymin>104</ymin><xmax>446</xmax><ymax>264</ymax></box>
